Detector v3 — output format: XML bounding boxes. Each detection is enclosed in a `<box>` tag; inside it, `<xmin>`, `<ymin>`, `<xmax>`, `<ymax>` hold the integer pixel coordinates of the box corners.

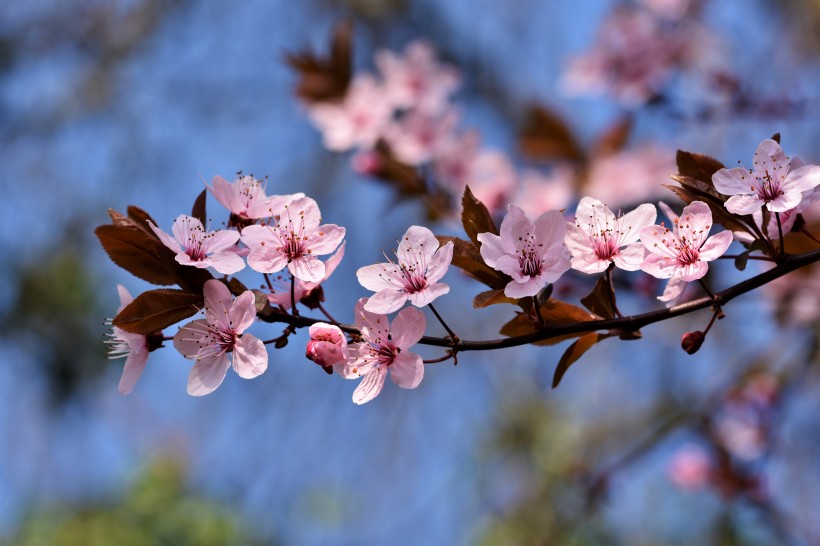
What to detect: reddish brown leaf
<box><xmin>113</xmin><ymin>289</ymin><xmax>203</xmax><ymax>334</ymax></box>
<box><xmin>284</xmin><ymin>20</ymin><xmax>353</xmax><ymax>103</ymax></box>
<box><xmin>580</xmin><ymin>277</ymin><xmax>616</xmax><ymax>319</ymax></box>
<box><xmin>127</xmin><ymin>206</ymin><xmax>160</xmax><ymax>237</ymax></box>
<box><xmin>499</xmin><ymin>299</ymin><xmax>600</xmax><ymax>347</ymax></box>
<box><xmin>552</xmin><ymin>333</ymin><xmax>611</xmax><ymax>388</ymax></box>
<box><xmin>461</xmin><ymin>186</ymin><xmax>498</xmax><ymax>246</ymax></box>
<box><xmin>592</xmin><ymin>115</ymin><xmax>633</xmax><ymax>157</ymax></box>
<box><xmin>473</xmin><ymin>289</ymin><xmax>517</xmax><ymax>308</ymax></box>
<box><xmin>191</xmin><ymin>189</ymin><xmax>207</xmax><ymax>226</ymax></box>
<box><xmin>436</xmin><ymin>235</ymin><xmax>510</xmax><ymax>290</ymax></box>
<box><xmin>675</xmin><ymin>150</ymin><xmax>725</xmax><ymax>183</ymax></box>
<box><xmin>519</xmin><ymin>104</ymin><xmax>585</xmax><ymax>163</ymax></box>
<box><xmin>95</xmin><ymin>225</ymin><xmax>177</xmax><ymax>285</ymax></box>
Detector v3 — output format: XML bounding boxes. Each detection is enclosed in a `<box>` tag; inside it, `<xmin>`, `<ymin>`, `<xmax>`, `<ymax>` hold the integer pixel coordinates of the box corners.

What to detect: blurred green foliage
<box><xmin>2</xmin><ymin>457</ymin><xmax>271</xmax><ymax>546</ymax></box>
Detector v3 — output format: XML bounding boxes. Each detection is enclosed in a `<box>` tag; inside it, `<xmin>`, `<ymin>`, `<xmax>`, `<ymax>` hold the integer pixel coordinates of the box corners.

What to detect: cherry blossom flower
<box><xmin>305</xmin><ymin>322</ymin><xmax>349</xmax><ymax>371</ymax></box>
<box><xmin>464</xmin><ymin>151</ymin><xmax>518</xmax><ymax>216</ymax></box>
<box><xmin>241</xmin><ymin>196</ymin><xmax>346</xmax><ymax>283</ymax></box>
<box><xmin>343</xmin><ymin>298</ymin><xmax>426</xmax><ymax>405</ymax></box>
<box><xmin>375</xmin><ymin>40</ymin><xmax>460</xmax><ymax>114</ymax></box>
<box><xmin>149</xmin><ymin>214</ymin><xmax>244</xmax><ymax>275</ymax></box>
<box><xmin>584</xmin><ymin>145</ymin><xmax>675</xmax><ymax>208</ymax></box>
<box><xmin>105</xmin><ymin>285</ymin><xmax>152</xmax><ymax>395</ymax></box>
<box><xmin>566</xmin><ymin>197</ymin><xmax>657</xmax><ymax>274</ymax></box>
<box><xmin>306</xmin><ymin>74</ymin><xmax>394</xmax><ymax>152</ymax></box>
<box><xmin>667</xmin><ymin>444</ymin><xmax>711</xmax><ymax>491</ymax></box>
<box><xmin>174</xmin><ymin>280</ymin><xmax>267</xmax><ymax>396</ymax></box>
<box><xmin>432</xmin><ymin>130</ymin><xmax>481</xmax><ymax>192</ymax></box>
<box><xmin>712</xmin><ymin>139</ymin><xmax>820</xmax><ymax>215</ymax></box>
<box><xmin>357</xmin><ymin>226</ymin><xmax>453</xmax><ymax>314</ymax></box>
<box><xmin>512</xmin><ymin>167</ymin><xmax>575</xmax><ymax>219</ymax></box>
<box><xmin>477</xmin><ymin>205</ymin><xmax>571</xmax><ymax>298</ymax></box>
<box><xmin>207</xmin><ymin>174</ymin><xmax>304</xmax><ymax>222</ymax></box>
<box><xmin>640</xmin><ymin>201</ymin><xmax>733</xmax><ymax>283</ymax></box>
<box><xmin>383</xmin><ymin>108</ymin><xmax>459</xmax><ymax>166</ymax></box>
<box><xmin>267</xmin><ymin>242</ymin><xmax>345</xmax><ymax>310</ymax></box>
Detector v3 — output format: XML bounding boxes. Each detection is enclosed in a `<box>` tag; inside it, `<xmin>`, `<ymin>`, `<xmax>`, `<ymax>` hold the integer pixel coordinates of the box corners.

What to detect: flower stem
<box><xmin>606</xmin><ymin>265</ymin><xmax>623</xmax><ymax>318</ymax></box>
<box><xmin>290</xmin><ymin>275</ymin><xmax>299</xmax><ymax>317</ymax></box>
<box><xmin>263</xmin><ymin>273</ymin><xmax>275</xmax><ymax>292</ymax></box>
<box><xmin>428</xmin><ymin>303</ymin><xmax>458</xmax><ymax>341</ymax></box>
<box><xmin>703</xmin><ymin>308</ymin><xmax>720</xmax><ymax>335</ymax></box>
<box><xmin>532</xmin><ymin>295</ymin><xmax>547</xmax><ymax>330</ymax></box>
<box><xmin>423</xmin><ymin>350</ymin><xmax>456</xmax><ymax>364</ymax></box>
<box><xmin>698</xmin><ymin>278</ymin><xmax>716</xmax><ymax>301</ymax></box>
<box><xmin>775</xmin><ymin>212</ymin><xmax>785</xmax><ymax>255</ymax></box>
<box><xmin>718</xmin><ymin>254</ymin><xmax>776</xmax><ymax>262</ymax></box>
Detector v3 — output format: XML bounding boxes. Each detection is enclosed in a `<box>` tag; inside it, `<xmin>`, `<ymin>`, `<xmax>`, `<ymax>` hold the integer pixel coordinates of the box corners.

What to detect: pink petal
<box><xmin>175</xmin><ymin>253</ymin><xmax>209</xmax><ymax>268</ymax></box>
<box><xmin>540</xmin><ymin>245</ymin><xmax>571</xmax><ymax>283</ymax></box>
<box><xmin>391</xmin><ymin>306</ymin><xmax>426</xmax><ymax>349</ymax></box>
<box><xmin>658</xmin><ymin>201</ymin><xmax>679</xmax><ymax>224</ymax></box>
<box><xmin>354</xmin><ymin>298</ymin><xmax>390</xmax><ymax>337</ymax></box>
<box><xmin>232</xmin><ymin>334</ymin><xmax>268</xmax><ymax>379</ymax></box>
<box><xmin>766</xmin><ymin>190</ymin><xmax>802</xmax><ymax>213</ymax></box>
<box><xmin>754</xmin><ymin>139</ymin><xmax>787</xmax><ymax>168</ymax></box>
<box><xmin>200</xmin><ymin>229</ymin><xmax>240</xmax><ymax>254</ymax></box>
<box><xmin>679</xmin><ymin>261</ymin><xmax>708</xmax><ymax>282</ymax></box>
<box><xmin>171</xmin><ymin>215</ymin><xmax>205</xmax><ymax>246</ymax></box>
<box><xmin>534</xmin><ymin>210</ymin><xmax>567</xmax><ymax>255</ymax></box>
<box><xmin>352</xmin><ymin>366</ymin><xmax>388</xmax><ymax>405</ymax></box>
<box><xmin>397</xmin><ymin>225</ymin><xmax>440</xmax><ymax>265</ymax></box>
<box><xmin>500</xmin><ymin>205</ymin><xmax>533</xmax><ymax>253</ymax></box>
<box><xmin>423</xmin><ymin>241</ymin><xmax>453</xmax><ymax>284</ymax></box>
<box><xmin>173</xmin><ymin>319</ymin><xmax>211</xmax><ymax>359</ymax></box>
<box><xmin>187</xmin><ymin>353</ymin><xmax>231</xmax><ymax>396</ymax></box>
<box><xmin>503</xmin><ymin>276</ymin><xmax>544</xmax><ymax>298</ymax></box>
<box><xmin>712</xmin><ymin>167</ymin><xmax>752</xmax><ymax>196</ymax></box>
<box><xmin>116</xmin><ymin>285</ymin><xmax>134</xmax><ymax>313</ymax></box>
<box><xmin>357</xmin><ymin>263</ymin><xmax>402</xmax><ymax>292</ymax></box>
<box><xmin>618</xmin><ymin>203</ymin><xmax>657</xmax><ymax>245</ymax></box>
<box><xmin>390</xmin><ymin>352</ymin><xmax>424</xmax><ymax>389</ymax></box>
<box><xmin>148</xmin><ymin>221</ymin><xmax>182</xmax><ymax>254</ymax></box>
<box><xmin>407</xmin><ymin>282</ymin><xmax>449</xmax><ymax>308</ymax></box>
<box><xmin>476</xmin><ymin>232</ymin><xmax>506</xmax><ymax>268</ymax></box>
<box><xmin>229</xmin><ymin>291</ymin><xmax>257</xmax><ymax>334</ymax></box>
<box><xmin>240</xmin><ymin>224</ymin><xmax>276</xmax><ymax>250</ymax></box>
<box><xmin>321</xmin><ymin>241</ymin><xmax>346</xmax><ymax>282</ymax></box>
<box><xmin>641</xmin><ymin>225</ymin><xmax>677</xmax><ymax>256</ymax></box>
<box><xmin>571</xmin><ymin>253</ymin><xmax>610</xmax><ymax>274</ymax></box>
<box><xmin>725</xmin><ymin>194</ymin><xmax>765</xmax><ymax>215</ymax></box>
<box><xmin>283</xmin><ymin>196</ymin><xmax>322</xmax><ymax>230</ymax></box>
<box><xmin>658</xmin><ymin>276</ymin><xmax>688</xmax><ymax>305</ymax></box>
<box><xmin>698</xmin><ymin>230</ymin><xmax>733</xmax><ymax>261</ymax></box>
<box><xmin>118</xmin><ymin>348</ymin><xmax>149</xmax><ymax>395</ymax></box>
<box><xmin>676</xmin><ymin>201</ymin><xmax>713</xmax><ymax>247</ymax></box>
<box><xmin>612</xmin><ymin>242</ymin><xmax>646</xmax><ymax>271</ymax></box>
<box><xmin>641</xmin><ymin>254</ymin><xmax>676</xmax><ymax>279</ymax></box>
<box><xmin>495</xmin><ymin>254</ymin><xmax>526</xmax><ymax>281</ymax></box>
<box><xmin>247</xmin><ymin>246</ymin><xmax>288</xmax><ymax>274</ymax></box>
<box><xmin>289</xmin><ymin>256</ymin><xmax>325</xmax><ymax>283</ymax></box>
<box><xmin>307</xmin><ymin>224</ymin><xmax>346</xmax><ymax>255</ymax></box>
<box><xmin>204</xmin><ymin>279</ymin><xmax>233</xmax><ymax>328</ymax></box>
<box><xmin>564</xmin><ymin>223</ymin><xmax>592</xmax><ymax>257</ymax></box>
<box><xmin>783</xmin><ymin>164</ymin><xmax>820</xmax><ymax>194</ymax></box>
<box><xmin>363</xmin><ymin>289</ymin><xmax>408</xmax><ymax>314</ymax></box>
<box><xmin>204</xmin><ymin>250</ymin><xmax>246</xmax><ymax>275</ymax></box>
<box><xmin>207</xmin><ymin>175</ymin><xmax>235</xmax><ymax>212</ymax></box>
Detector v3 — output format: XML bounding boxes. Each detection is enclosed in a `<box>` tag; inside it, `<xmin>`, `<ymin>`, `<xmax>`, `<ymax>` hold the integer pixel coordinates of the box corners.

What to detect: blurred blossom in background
<box><xmin>1</xmin><ymin>0</ymin><xmax>819</xmax><ymax>545</ymax></box>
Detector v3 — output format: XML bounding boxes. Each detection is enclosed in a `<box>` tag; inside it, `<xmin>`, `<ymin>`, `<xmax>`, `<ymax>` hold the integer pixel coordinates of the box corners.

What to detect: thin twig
<box><xmin>429</xmin><ymin>303</ymin><xmax>458</xmax><ymax>341</ymax></box>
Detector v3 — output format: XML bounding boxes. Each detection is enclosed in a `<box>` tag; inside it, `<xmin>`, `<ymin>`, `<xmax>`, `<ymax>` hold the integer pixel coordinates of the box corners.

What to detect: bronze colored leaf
<box><xmin>113</xmin><ymin>289</ymin><xmax>203</xmax><ymax>334</ymax></box>
<box><xmin>499</xmin><ymin>299</ymin><xmax>600</xmax><ymax>347</ymax></box>
<box><xmin>461</xmin><ymin>186</ymin><xmax>498</xmax><ymax>246</ymax></box>
<box><xmin>580</xmin><ymin>277</ymin><xmax>616</xmax><ymax>319</ymax></box>
<box><xmin>96</xmin><ymin>225</ymin><xmax>177</xmax><ymax>285</ymax></box>
<box><xmin>127</xmin><ymin>205</ymin><xmax>160</xmax><ymax>237</ymax></box>
<box><xmin>473</xmin><ymin>289</ymin><xmax>517</xmax><ymax>308</ymax></box>
<box><xmin>552</xmin><ymin>333</ymin><xmax>610</xmax><ymax>388</ymax></box>
<box><xmin>519</xmin><ymin>104</ymin><xmax>585</xmax><ymax>163</ymax></box>
<box><xmin>284</xmin><ymin>19</ymin><xmax>353</xmax><ymax>103</ymax></box>
<box><xmin>191</xmin><ymin>189</ymin><xmax>207</xmax><ymax>226</ymax></box>
<box><xmin>675</xmin><ymin>150</ymin><xmax>725</xmax><ymax>184</ymax></box>
<box><xmin>592</xmin><ymin>115</ymin><xmax>633</xmax><ymax>157</ymax></box>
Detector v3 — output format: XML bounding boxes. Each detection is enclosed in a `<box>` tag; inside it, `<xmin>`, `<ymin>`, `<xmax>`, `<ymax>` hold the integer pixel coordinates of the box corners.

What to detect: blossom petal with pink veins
<box><xmin>641</xmin><ymin>225</ymin><xmax>676</xmax><ymax>254</ymax></box>
<box><xmin>619</xmin><ymin>204</ymin><xmax>657</xmax><ymax>245</ymax></box>
<box><xmin>289</xmin><ymin>256</ymin><xmax>325</xmax><ymax>283</ymax></box>
<box><xmin>725</xmin><ymin>194</ymin><xmax>766</xmax><ymax>215</ymax></box>
<box><xmin>282</xmin><ymin>196</ymin><xmax>322</xmax><ymax>229</ymax></box>
<box><xmin>408</xmin><ymin>283</ymin><xmax>450</xmax><ymax>308</ymax></box>
<box><xmin>239</xmin><ymin>225</ymin><xmax>274</xmax><ymax>249</ymax></box>
<box><xmin>396</xmin><ymin>225</ymin><xmax>439</xmax><ymax>265</ymax></box>
<box><xmin>755</xmin><ymin>139</ymin><xmax>787</xmax><ymax>167</ymax></box>
<box><xmin>391</xmin><ymin>306</ymin><xmax>426</xmax><ymax>349</ymax></box>
<box><xmin>357</xmin><ymin>263</ymin><xmax>401</xmax><ymax>292</ymax></box>
<box><xmin>676</xmin><ymin>201</ymin><xmax>713</xmax><ymax>247</ymax></box>
<box><xmin>352</xmin><ymin>366</ymin><xmax>388</xmax><ymax>405</ymax></box>
<box><xmin>173</xmin><ymin>320</ymin><xmax>210</xmax><ymax>358</ymax></box>
<box><xmin>540</xmin><ymin>245</ymin><xmax>571</xmax><ymax>283</ymax></box>
<box><xmin>659</xmin><ymin>276</ymin><xmax>688</xmax><ymax>305</ymax></box>
<box><xmin>496</xmin><ymin>255</ymin><xmax>526</xmax><ymax>281</ymax></box>
<box><xmin>504</xmin><ymin>276</ymin><xmax>546</xmax><ymax>298</ymax></box>
<box><xmin>564</xmin><ymin>223</ymin><xmax>592</xmax><ymax>254</ymax></box>
<box><xmin>476</xmin><ymin>233</ymin><xmax>506</xmax><ymax>268</ymax></box>
<box><xmin>232</xmin><ymin>334</ymin><xmax>268</xmax><ymax>379</ymax></box>
<box><xmin>247</xmin><ymin>246</ymin><xmax>289</xmax><ymax>274</ymax></box>
<box><xmin>204</xmin><ymin>280</ymin><xmax>233</xmax><ymax>328</ymax></box>
<box><xmin>199</xmin><ymin>229</ymin><xmax>240</xmax><ymax>254</ymax></box>
<box><xmin>641</xmin><ymin>254</ymin><xmax>676</xmax><ymax>279</ymax></box>
<box><xmin>390</xmin><ymin>352</ymin><xmax>424</xmax><ymax>389</ymax></box>
<box><xmin>187</xmin><ymin>354</ymin><xmax>231</xmax><ymax>396</ymax></box>
<box><xmin>170</xmin><ymin>215</ymin><xmax>204</xmax><ymax>245</ymax></box>
<box><xmin>208</xmin><ymin>175</ymin><xmax>235</xmax><ymax>211</ymax></box>
<box><xmin>116</xmin><ymin>285</ymin><xmax>134</xmax><ymax>311</ymax></box>
<box><xmin>679</xmin><ymin>261</ymin><xmax>709</xmax><ymax>282</ymax></box>
<box><xmin>229</xmin><ymin>291</ymin><xmax>257</xmax><ymax>333</ymax></box>
<box><xmin>365</xmin><ymin>289</ymin><xmax>408</xmax><ymax>314</ymax></box>
<box><xmin>203</xmin><ymin>251</ymin><xmax>245</xmax><ymax>275</ymax></box>
<box><xmin>534</xmin><ymin>211</ymin><xmax>567</xmax><ymax>255</ymax></box>
<box><xmin>612</xmin><ymin>243</ymin><xmax>646</xmax><ymax>271</ymax></box>
<box><xmin>783</xmin><ymin>165</ymin><xmax>820</xmax><ymax>193</ymax></box>
<box><xmin>423</xmin><ymin>241</ymin><xmax>453</xmax><ymax>283</ymax></box>
<box><xmin>148</xmin><ymin>221</ymin><xmax>182</xmax><ymax>253</ymax></box>
<box><xmin>500</xmin><ymin>205</ymin><xmax>533</xmax><ymax>252</ymax></box>
<box><xmin>353</xmin><ymin>298</ymin><xmax>387</xmax><ymax>333</ymax></box>
<box><xmin>118</xmin><ymin>349</ymin><xmax>149</xmax><ymax>395</ymax></box>
<box><xmin>713</xmin><ymin>167</ymin><xmax>752</xmax><ymax>195</ymax></box>
<box><xmin>306</xmin><ymin>225</ymin><xmax>346</xmax><ymax>255</ymax></box>
<box><xmin>175</xmin><ymin>254</ymin><xmax>210</xmax><ymax>269</ymax></box>
<box><xmin>766</xmin><ymin>191</ymin><xmax>802</xmax><ymax>213</ymax></box>
<box><xmin>571</xmin><ymin>253</ymin><xmax>610</xmax><ymax>275</ymax></box>
<box><xmin>698</xmin><ymin>230</ymin><xmax>733</xmax><ymax>261</ymax></box>
<box><xmin>321</xmin><ymin>241</ymin><xmax>346</xmax><ymax>281</ymax></box>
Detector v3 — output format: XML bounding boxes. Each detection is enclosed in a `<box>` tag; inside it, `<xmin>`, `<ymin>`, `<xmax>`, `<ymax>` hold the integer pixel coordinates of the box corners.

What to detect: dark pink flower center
<box><xmin>754</xmin><ymin>169</ymin><xmax>785</xmax><ymax>202</ymax></box>
<box><xmin>277</xmin><ymin>207</ymin><xmax>310</xmax><ymax>262</ymax></box>
<box><xmin>517</xmin><ymin>233</ymin><xmax>544</xmax><ymax>277</ymax></box>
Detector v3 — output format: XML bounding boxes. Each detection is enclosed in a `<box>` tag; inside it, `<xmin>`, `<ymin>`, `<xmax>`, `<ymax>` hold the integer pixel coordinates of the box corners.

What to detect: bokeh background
<box><xmin>1</xmin><ymin>1</ymin><xmax>819</xmax><ymax>544</ymax></box>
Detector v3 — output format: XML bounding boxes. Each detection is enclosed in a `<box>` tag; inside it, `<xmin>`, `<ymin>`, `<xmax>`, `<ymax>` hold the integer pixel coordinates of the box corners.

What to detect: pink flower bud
<box><xmin>306</xmin><ymin>323</ymin><xmax>348</xmax><ymax>368</ymax></box>
<box><xmin>668</xmin><ymin>444</ymin><xmax>711</xmax><ymax>491</ymax></box>
<box><xmin>681</xmin><ymin>330</ymin><xmax>705</xmax><ymax>354</ymax></box>
<box><xmin>351</xmin><ymin>151</ymin><xmax>382</xmax><ymax>176</ymax></box>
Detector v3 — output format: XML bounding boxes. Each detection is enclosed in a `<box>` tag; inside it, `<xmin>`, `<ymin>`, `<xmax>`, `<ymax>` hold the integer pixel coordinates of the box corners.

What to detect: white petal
<box><xmin>232</xmin><ymin>335</ymin><xmax>268</xmax><ymax>379</ymax></box>
<box><xmin>391</xmin><ymin>306</ymin><xmax>426</xmax><ymax>349</ymax></box>
<box><xmin>390</xmin><ymin>352</ymin><xmax>424</xmax><ymax>389</ymax></box>
<box><xmin>352</xmin><ymin>366</ymin><xmax>388</xmax><ymax>404</ymax></box>
<box><xmin>187</xmin><ymin>354</ymin><xmax>231</xmax><ymax>396</ymax></box>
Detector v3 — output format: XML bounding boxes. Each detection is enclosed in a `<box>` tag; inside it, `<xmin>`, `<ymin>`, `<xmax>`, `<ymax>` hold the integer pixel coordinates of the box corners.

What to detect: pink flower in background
<box><xmin>307</xmin><ymin>75</ymin><xmax>394</xmax><ymax>152</ymax></box>
<box><xmin>566</xmin><ymin>197</ymin><xmax>657</xmax><ymax>274</ymax></box>
<box><xmin>478</xmin><ymin>205</ymin><xmax>571</xmax><ymax>298</ymax></box>
<box><xmin>207</xmin><ymin>174</ymin><xmax>304</xmax><ymax>222</ymax></box>
<box><xmin>357</xmin><ymin>226</ymin><xmax>453</xmax><ymax>314</ymax></box>
<box><xmin>384</xmin><ymin>108</ymin><xmax>459</xmax><ymax>166</ymax></box>
<box><xmin>465</xmin><ymin>151</ymin><xmax>518</xmax><ymax>215</ymax></box>
<box><xmin>432</xmin><ymin>130</ymin><xmax>481</xmax><ymax>192</ymax></box>
<box><xmin>305</xmin><ymin>322</ymin><xmax>349</xmax><ymax>370</ymax></box>
<box><xmin>174</xmin><ymin>280</ymin><xmax>267</xmax><ymax>396</ymax></box>
<box><xmin>375</xmin><ymin>40</ymin><xmax>460</xmax><ymax>114</ymax></box>
<box><xmin>640</xmin><ymin>201</ymin><xmax>732</xmax><ymax>282</ymax></box>
<box><xmin>149</xmin><ymin>214</ymin><xmax>244</xmax><ymax>275</ymax></box>
<box><xmin>713</xmin><ymin>139</ymin><xmax>820</xmax><ymax>215</ymax></box>
<box><xmin>106</xmin><ymin>285</ymin><xmax>151</xmax><ymax>395</ymax></box>
<box><xmin>667</xmin><ymin>444</ymin><xmax>711</xmax><ymax>491</ymax></box>
<box><xmin>513</xmin><ymin>167</ymin><xmax>575</xmax><ymax>219</ymax></box>
<box><xmin>241</xmin><ymin>196</ymin><xmax>345</xmax><ymax>283</ymax></box>
<box><xmin>344</xmin><ymin>298</ymin><xmax>426</xmax><ymax>405</ymax></box>
<box><xmin>584</xmin><ymin>145</ymin><xmax>675</xmax><ymax>208</ymax></box>
<box><xmin>267</xmin><ymin>242</ymin><xmax>346</xmax><ymax>310</ymax></box>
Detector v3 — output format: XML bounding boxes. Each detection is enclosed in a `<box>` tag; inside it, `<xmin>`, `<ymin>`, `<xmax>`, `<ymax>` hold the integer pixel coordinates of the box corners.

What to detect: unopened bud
<box><xmin>681</xmin><ymin>330</ymin><xmax>706</xmax><ymax>354</ymax></box>
<box><xmin>305</xmin><ymin>323</ymin><xmax>348</xmax><ymax>368</ymax></box>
